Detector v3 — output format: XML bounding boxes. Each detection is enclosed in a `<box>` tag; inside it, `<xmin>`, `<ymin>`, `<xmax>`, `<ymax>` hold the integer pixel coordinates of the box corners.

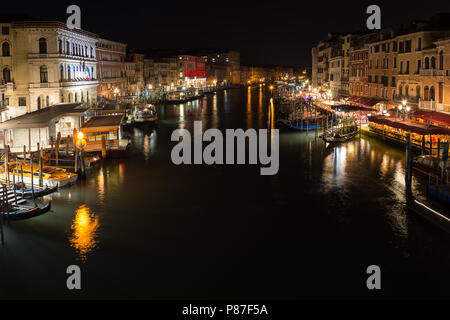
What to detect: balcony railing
<box><xmin>28</xmin><ymin>53</ymin><xmax>96</xmax><ymax>62</ymax></box>
<box><xmin>419</xmin><ymin>100</ymin><xmax>436</xmax><ymax>110</ymax></box>
<box><xmin>420</xmin><ymin>69</ymin><xmax>437</xmax><ymax>77</ymax></box>
<box><xmin>393</xmin><ymin>95</ymin><xmax>419</xmax><ymax>104</ymax></box>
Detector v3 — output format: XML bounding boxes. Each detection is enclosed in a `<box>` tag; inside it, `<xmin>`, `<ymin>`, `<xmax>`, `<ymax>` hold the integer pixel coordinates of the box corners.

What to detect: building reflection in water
<box><xmin>97</xmin><ymin>168</ymin><xmax>105</xmax><ymax>205</ymax></box>
<box><xmin>69</xmin><ymin>204</ymin><xmax>100</xmax><ymax>261</ymax></box>
<box><xmin>246</xmin><ymin>86</ymin><xmax>252</xmax><ymax>129</ymax></box>
<box><xmin>258</xmin><ymin>86</ymin><xmax>263</xmax><ymax>128</ymax></box>
<box><xmin>179</xmin><ymin>104</ymin><xmax>185</xmax><ymax>129</ymax></box>
<box><xmin>268</xmin><ymin>97</ymin><xmax>275</xmax><ymax>129</ymax></box>
<box><xmin>321</xmin><ymin>138</ymin><xmax>409</xmax><ymax>240</ymax></box>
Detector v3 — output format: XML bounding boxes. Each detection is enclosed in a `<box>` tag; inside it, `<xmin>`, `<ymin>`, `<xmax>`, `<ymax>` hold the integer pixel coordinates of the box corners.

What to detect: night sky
<box><xmin>3</xmin><ymin>0</ymin><xmax>450</xmax><ymax>66</ymax></box>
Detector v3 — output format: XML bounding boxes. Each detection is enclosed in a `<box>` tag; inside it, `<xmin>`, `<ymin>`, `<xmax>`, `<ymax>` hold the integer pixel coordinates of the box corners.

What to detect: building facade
<box><xmin>0</xmin><ymin>21</ymin><xmax>98</xmax><ymax>121</ymax></box>
<box><xmin>96</xmin><ymin>38</ymin><xmax>127</xmax><ymax>101</ymax></box>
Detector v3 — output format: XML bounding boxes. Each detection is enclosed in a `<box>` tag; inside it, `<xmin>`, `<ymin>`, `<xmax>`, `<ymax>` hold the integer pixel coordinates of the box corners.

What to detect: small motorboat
<box><xmin>1</xmin><ymin>201</ymin><xmax>51</xmax><ymax>221</ymax></box>
<box><xmin>7</xmin><ymin>164</ymin><xmax>78</xmax><ymax>188</ymax></box>
<box><xmin>134</xmin><ymin>104</ymin><xmax>158</xmax><ymax>128</ymax></box>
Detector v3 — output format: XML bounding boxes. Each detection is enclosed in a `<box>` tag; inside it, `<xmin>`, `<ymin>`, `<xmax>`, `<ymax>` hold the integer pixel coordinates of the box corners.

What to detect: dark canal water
<box><xmin>1</xmin><ymin>87</ymin><xmax>450</xmax><ymax>299</ymax></box>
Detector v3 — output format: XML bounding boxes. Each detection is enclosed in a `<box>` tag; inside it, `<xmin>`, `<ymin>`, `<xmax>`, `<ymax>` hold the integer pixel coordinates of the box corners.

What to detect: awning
<box><xmin>0</xmin><ymin>103</ymin><xmax>86</xmax><ymax>130</ymax></box>
<box><xmin>412</xmin><ymin>110</ymin><xmax>450</xmax><ymax>127</ymax></box>
<box><xmin>332</xmin><ymin>104</ymin><xmax>376</xmax><ymax>112</ymax></box>
<box><xmin>368</xmin><ymin>116</ymin><xmax>450</xmax><ymax>135</ymax></box>
<box><xmin>347</xmin><ymin>96</ymin><xmax>383</xmax><ymax>107</ymax></box>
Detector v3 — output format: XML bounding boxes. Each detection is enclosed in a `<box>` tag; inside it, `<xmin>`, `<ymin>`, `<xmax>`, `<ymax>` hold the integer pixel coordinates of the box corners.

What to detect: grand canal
<box><xmin>1</xmin><ymin>87</ymin><xmax>450</xmax><ymax>299</ymax></box>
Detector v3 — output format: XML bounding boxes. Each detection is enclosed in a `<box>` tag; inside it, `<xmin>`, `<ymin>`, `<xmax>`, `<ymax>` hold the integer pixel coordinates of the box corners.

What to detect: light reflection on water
<box><xmin>319</xmin><ymin>137</ymin><xmax>421</xmax><ymax>242</ymax></box>
<box><xmin>68</xmin><ymin>204</ymin><xmax>99</xmax><ymax>262</ymax></box>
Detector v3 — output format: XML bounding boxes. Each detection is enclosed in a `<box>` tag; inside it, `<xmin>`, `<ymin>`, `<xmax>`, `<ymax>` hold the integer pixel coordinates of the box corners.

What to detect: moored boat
<box><xmin>6</xmin><ymin>164</ymin><xmax>78</xmax><ymax>188</ymax></box>
<box><xmin>134</xmin><ymin>104</ymin><xmax>158</xmax><ymax>128</ymax></box>
<box><xmin>14</xmin><ymin>185</ymin><xmax>59</xmax><ymax>199</ymax></box>
<box><xmin>322</xmin><ymin>128</ymin><xmax>359</xmax><ymax>143</ymax></box>
<box><xmin>1</xmin><ymin>201</ymin><xmax>51</xmax><ymax>221</ymax></box>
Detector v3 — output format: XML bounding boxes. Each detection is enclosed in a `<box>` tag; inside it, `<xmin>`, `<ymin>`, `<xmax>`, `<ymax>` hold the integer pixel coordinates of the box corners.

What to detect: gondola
<box><xmin>322</xmin><ymin>129</ymin><xmax>359</xmax><ymax>143</ymax></box>
<box><xmin>1</xmin><ymin>202</ymin><xmax>51</xmax><ymax>221</ymax></box>
<box><xmin>15</xmin><ymin>185</ymin><xmax>58</xmax><ymax>199</ymax></box>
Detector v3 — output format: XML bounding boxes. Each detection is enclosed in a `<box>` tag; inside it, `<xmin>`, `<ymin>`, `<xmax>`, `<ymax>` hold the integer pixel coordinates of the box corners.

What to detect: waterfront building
<box><xmin>125</xmin><ymin>52</ymin><xmax>145</xmax><ymax>97</ymax></box>
<box><xmin>0</xmin><ymin>102</ymin><xmax>87</xmax><ymax>151</ymax></box>
<box><xmin>96</xmin><ymin>38</ymin><xmax>127</xmax><ymax>101</ymax></box>
<box><xmin>329</xmin><ymin>54</ymin><xmax>343</xmax><ymax>99</ymax></box>
<box><xmin>311</xmin><ymin>33</ymin><xmax>342</xmax><ymax>91</ymax></box>
<box><xmin>79</xmin><ymin>114</ymin><xmax>124</xmax><ymax>152</ymax></box>
<box><xmin>349</xmin><ymin>47</ymin><xmax>369</xmax><ymax>97</ymax></box>
<box><xmin>177</xmin><ymin>55</ymin><xmax>206</xmax><ymax>89</ymax></box>
<box><xmin>0</xmin><ymin>21</ymin><xmax>98</xmax><ymax>121</ymax></box>
<box><xmin>205</xmin><ymin>51</ymin><xmax>240</xmax><ymax>85</ymax></box>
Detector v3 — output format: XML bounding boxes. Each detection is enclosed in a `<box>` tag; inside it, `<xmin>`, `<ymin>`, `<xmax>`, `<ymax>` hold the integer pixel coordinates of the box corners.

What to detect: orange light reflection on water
<box><xmin>69</xmin><ymin>204</ymin><xmax>99</xmax><ymax>262</ymax></box>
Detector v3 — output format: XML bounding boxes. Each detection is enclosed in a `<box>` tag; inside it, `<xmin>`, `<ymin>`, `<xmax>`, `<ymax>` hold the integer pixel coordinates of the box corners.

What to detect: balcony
<box><xmin>420</xmin><ymin>69</ymin><xmax>437</xmax><ymax>77</ymax></box>
<box><xmin>28</xmin><ymin>53</ymin><xmax>96</xmax><ymax>62</ymax></box>
<box><xmin>29</xmin><ymin>79</ymin><xmax>98</xmax><ymax>89</ymax></box>
<box><xmin>419</xmin><ymin>100</ymin><xmax>436</xmax><ymax>110</ymax></box>
<box><xmin>101</xmin><ymin>77</ymin><xmax>124</xmax><ymax>83</ymax></box>
<box><xmin>393</xmin><ymin>95</ymin><xmax>419</xmax><ymax>104</ymax></box>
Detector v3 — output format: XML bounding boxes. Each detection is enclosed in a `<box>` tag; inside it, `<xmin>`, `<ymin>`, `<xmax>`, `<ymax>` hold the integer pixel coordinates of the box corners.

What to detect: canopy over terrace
<box><xmin>411</xmin><ymin>110</ymin><xmax>450</xmax><ymax>128</ymax></box>
<box><xmin>347</xmin><ymin>96</ymin><xmax>384</xmax><ymax>109</ymax></box>
<box><xmin>368</xmin><ymin>115</ymin><xmax>450</xmax><ymax>136</ymax></box>
<box><xmin>331</xmin><ymin>104</ymin><xmax>376</xmax><ymax>112</ymax></box>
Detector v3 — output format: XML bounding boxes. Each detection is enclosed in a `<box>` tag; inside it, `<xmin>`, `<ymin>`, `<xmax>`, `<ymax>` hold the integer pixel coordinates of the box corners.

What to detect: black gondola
<box><xmin>16</xmin><ymin>186</ymin><xmax>58</xmax><ymax>199</ymax></box>
<box><xmin>2</xmin><ymin>202</ymin><xmax>52</xmax><ymax>221</ymax></box>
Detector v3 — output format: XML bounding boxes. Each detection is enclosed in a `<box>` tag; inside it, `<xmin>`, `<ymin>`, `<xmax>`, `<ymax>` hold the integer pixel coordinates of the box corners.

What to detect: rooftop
<box><xmin>0</xmin><ymin>103</ymin><xmax>87</xmax><ymax>129</ymax></box>
<box><xmin>81</xmin><ymin>115</ymin><xmax>124</xmax><ymax>128</ymax></box>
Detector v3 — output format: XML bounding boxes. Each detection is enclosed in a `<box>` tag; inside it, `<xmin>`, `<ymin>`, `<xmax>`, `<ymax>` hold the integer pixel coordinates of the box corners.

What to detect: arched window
<box><xmin>39</xmin><ymin>38</ymin><xmax>47</xmax><ymax>54</ymax></box>
<box><xmin>399</xmin><ymin>85</ymin><xmax>403</xmax><ymax>96</ymax></box>
<box><xmin>430</xmin><ymin>86</ymin><xmax>435</xmax><ymax>101</ymax></box>
<box><xmin>439</xmin><ymin>51</ymin><xmax>444</xmax><ymax>70</ymax></box>
<box><xmin>75</xmin><ymin>92</ymin><xmax>78</xmax><ymax>102</ymax></box>
<box><xmin>40</xmin><ymin>65</ymin><xmax>48</xmax><ymax>83</ymax></box>
<box><xmin>67</xmin><ymin>65</ymin><xmax>71</xmax><ymax>80</ymax></box>
<box><xmin>68</xmin><ymin>92</ymin><xmax>73</xmax><ymax>103</ymax></box>
<box><xmin>405</xmin><ymin>85</ymin><xmax>409</xmax><ymax>97</ymax></box>
<box><xmin>58</xmin><ymin>39</ymin><xmax>62</xmax><ymax>54</ymax></box>
<box><xmin>90</xmin><ymin>47</ymin><xmax>93</xmax><ymax>58</ymax></box>
<box><xmin>37</xmin><ymin>97</ymin><xmax>41</xmax><ymax>110</ymax></box>
<box><xmin>416</xmin><ymin>86</ymin><xmax>420</xmax><ymax>98</ymax></box>
<box><xmin>424</xmin><ymin>86</ymin><xmax>429</xmax><ymax>101</ymax></box>
<box><xmin>431</xmin><ymin>57</ymin><xmax>436</xmax><ymax>69</ymax></box>
<box><xmin>60</xmin><ymin>64</ymin><xmax>64</xmax><ymax>80</ymax></box>
<box><xmin>2</xmin><ymin>42</ymin><xmax>10</xmax><ymax>56</ymax></box>
<box><xmin>425</xmin><ymin>57</ymin><xmax>430</xmax><ymax>69</ymax></box>
<box><xmin>46</xmin><ymin>96</ymin><xmax>50</xmax><ymax>106</ymax></box>
<box><xmin>66</xmin><ymin>41</ymin><xmax>70</xmax><ymax>54</ymax></box>
<box><xmin>3</xmin><ymin>67</ymin><xmax>11</xmax><ymax>83</ymax></box>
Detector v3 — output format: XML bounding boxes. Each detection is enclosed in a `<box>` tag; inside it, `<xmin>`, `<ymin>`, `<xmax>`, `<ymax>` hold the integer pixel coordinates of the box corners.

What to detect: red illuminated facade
<box><xmin>178</xmin><ymin>55</ymin><xmax>206</xmax><ymax>88</ymax></box>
